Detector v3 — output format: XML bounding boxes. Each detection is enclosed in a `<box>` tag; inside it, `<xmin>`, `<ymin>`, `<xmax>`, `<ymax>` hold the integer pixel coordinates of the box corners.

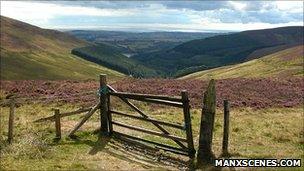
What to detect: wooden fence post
<box><xmin>222</xmin><ymin>100</ymin><xmax>230</xmax><ymax>156</ymax></box>
<box><xmin>107</xmin><ymin>94</ymin><xmax>113</xmax><ymax>135</ymax></box>
<box><xmin>54</xmin><ymin>109</ymin><xmax>61</xmax><ymax>139</ymax></box>
<box><xmin>100</xmin><ymin>74</ymin><xmax>109</xmax><ymax>135</ymax></box>
<box><xmin>181</xmin><ymin>90</ymin><xmax>195</xmax><ymax>158</ymax></box>
<box><xmin>8</xmin><ymin>98</ymin><xmax>15</xmax><ymax>144</ymax></box>
<box><xmin>197</xmin><ymin>79</ymin><xmax>216</xmax><ymax>164</ymax></box>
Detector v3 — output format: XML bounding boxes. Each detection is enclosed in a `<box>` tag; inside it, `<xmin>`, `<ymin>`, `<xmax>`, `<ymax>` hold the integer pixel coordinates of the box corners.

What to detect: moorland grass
<box><xmin>0</xmin><ymin>102</ymin><xmax>303</xmax><ymax>170</ymax></box>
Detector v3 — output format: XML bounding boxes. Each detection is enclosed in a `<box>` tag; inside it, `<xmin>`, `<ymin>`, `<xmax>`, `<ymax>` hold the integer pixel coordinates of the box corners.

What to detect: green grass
<box><xmin>182</xmin><ymin>45</ymin><xmax>304</xmax><ymax>80</ymax></box>
<box><xmin>1</xmin><ymin>100</ymin><xmax>303</xmax><ymax>170</ymax></box>
<box><xmin>1</xmin><ymin>16</ymin><xmax>124</xmax><ymax>80</ymax></box>
<box><xmin>1</xmin><ymin>49</ymin><xmax>124</xmax><ymax>80</ymax></box>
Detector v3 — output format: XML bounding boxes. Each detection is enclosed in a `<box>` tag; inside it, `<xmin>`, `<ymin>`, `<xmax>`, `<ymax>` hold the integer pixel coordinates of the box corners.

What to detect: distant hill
<box><xmin>67</xmin><ymin>30</ymin><xmax>224</xmax><ymax>54</ymax></box>
<box><xmin>181</xmin><ymin>45</ymin><xmax>304</xmax><ymax>80</ymax></box>
<box><xmin>71</xmin><ymin>43</ymin><xmax>159</xmax><ymax>78</ymax></box>
<box><xmin>68</xmin><ymin>30</ymin><xmax>224</xmax><ymax>42</ymax></box>
<box><xmin>0</xmin><ymin>16</ymin><xmax>124</xmax><ymax>80</ymax></box>
<box><xmin>132</xmin><ymin>26</ymin><xmax>303</xmax><ymax>76</ymax></box>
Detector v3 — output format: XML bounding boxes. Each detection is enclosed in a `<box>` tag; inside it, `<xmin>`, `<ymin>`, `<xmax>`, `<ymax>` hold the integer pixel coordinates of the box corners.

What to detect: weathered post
<box><xmin>197</xmin><ymin>79</ymin><xmax>216</xmax><ymax>164</ymax></box>
<box><xmin>54</xmin><ymin>109</ymin><xmax>61</xmax><ymax>139</ymax></box>
<box><xmin>8</xmin><ymin>98</ymin><xmax>15</xmax><ymax>144</ymax></box>
<box><xmin>181</xmin><ymin>90</ymin><xmax>195</xmax><ymax>158</ymax></box>
<box><xmin>100</xmin><ymin>74</ymin><xmax>109</xmax><ymax>135</ymax></box>
<box><xmin>222</xmin><ymin>100</ymin><xmax>230</xmax><ymax>156</ymax></box>
<box><xmin>107</xmin><ymin>94</ymin><xmax>113</xmax><ymax>135</ymax></box>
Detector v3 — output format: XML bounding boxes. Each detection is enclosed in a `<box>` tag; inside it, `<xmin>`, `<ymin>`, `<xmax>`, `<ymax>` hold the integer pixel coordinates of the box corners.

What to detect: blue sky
<box><xmin>1</xmin><ymin>1</ymin><xmax>303</xmax><ymax>32</ymax></box>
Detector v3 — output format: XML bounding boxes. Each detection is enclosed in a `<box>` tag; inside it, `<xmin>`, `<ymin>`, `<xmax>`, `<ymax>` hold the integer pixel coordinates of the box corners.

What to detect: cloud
<box><xmin>1</xmin><ymin>1</ymin><xmax>303</xmax><ymax>32</ymax></box>
<box><xmin>158</xmin><ymin>1</ymin><xmax>229</xmax><ymax>11</ymax></box>
<box><xmin>47</xmin><ymin>21</ymin><xmax>303</xmax><ymax>33</ymax></box>
<box><xmin>1</xmin><ymin>1</ymin><xmax>136</xmax><ymax>25</ymax></box>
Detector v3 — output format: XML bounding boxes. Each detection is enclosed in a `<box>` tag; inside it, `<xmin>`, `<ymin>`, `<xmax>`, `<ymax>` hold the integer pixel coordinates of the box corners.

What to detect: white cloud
<box><xmin>50</xmin><ymin>21</ymin><xmax>303</xmax><ymax>32</ymax></box>
<box><xmin>1</xmin><ymin>1</ymin><xmax>303</xmax><ymax>32</ymax></box>
<box><xmin>1</xmin><ymin>1</ymin><xmax>135</xmax><ymax>25</ymax></box>
<box><xmin>275</xmin><ymin>1</ymin><xmax>303</xmax><ymax>13</ymax></box>
<box><xmin>228</xmin><ymin>1</ymin><xmax>247</xmax><ymax>11</ymax></box>
<box><xmin>195</xmin><ymin>20</ymin><xmax>303</xmax><ymax>31</ymax></box>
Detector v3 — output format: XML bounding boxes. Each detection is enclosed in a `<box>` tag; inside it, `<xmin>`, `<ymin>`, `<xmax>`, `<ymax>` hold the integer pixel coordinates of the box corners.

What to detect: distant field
<box><xmin>182</xmin><ymin>45</ymin><xmax>303</xmax><ymax>80</ymax></box>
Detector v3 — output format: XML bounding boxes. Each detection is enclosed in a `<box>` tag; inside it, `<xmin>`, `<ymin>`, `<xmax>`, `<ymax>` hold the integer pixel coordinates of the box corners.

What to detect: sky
<box><xmin>1</xmin><ymin>1</ymin><xmax>303</xmax><ymax>32</ymax></box>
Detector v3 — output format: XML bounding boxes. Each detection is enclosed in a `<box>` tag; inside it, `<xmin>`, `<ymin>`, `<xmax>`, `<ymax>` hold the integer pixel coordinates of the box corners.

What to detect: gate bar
<box><xmin>110</xmin><ymin>110</ymin><xmax>184</xmax><ymax>130</ymax></box>
<box><xmin>112</xmin><ymin>121</ymin><xmax>187</xmax><ymax>143</ymax></box>
<box><xmin>108</xmin><ymin>91</ymin><xmax>182</xmax><ymax>102</ymax></box>
<box><xmin>109</xmin><ymin>92</ymin><xmax>183</xmax><ymax>108</ymax></box>
<box><xmin>112</xmin><ymin>131</ymin><xmax>189</xmax><ymax>155</ymax></box>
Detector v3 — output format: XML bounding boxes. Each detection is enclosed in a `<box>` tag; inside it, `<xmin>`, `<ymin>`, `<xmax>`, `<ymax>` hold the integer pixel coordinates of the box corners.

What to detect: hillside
<box><xmin>71</xmin><ymin>44</ymin><xmax>159</xmax><ymax>78</ymax></box>
<box><xmin>132</xmin><ymin>26</ymin><xmax>303</xmax><ymax>76</ymax></box>
<box><xmin>0</xmin><ymin>16</ymin><xmax>124</xmax><ymax>80</ymax></box>
<box><xmin>182</xmin><ymin>45</ymin><xmax>304</xmax><ymax>80</ymax></box>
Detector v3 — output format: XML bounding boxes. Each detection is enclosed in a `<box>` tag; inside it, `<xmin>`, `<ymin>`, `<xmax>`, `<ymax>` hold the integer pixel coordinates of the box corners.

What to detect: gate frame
<box><xmin>99</xmin><ymin>75</ymin><xmax>195</xmax><ymax>158</ymax></box>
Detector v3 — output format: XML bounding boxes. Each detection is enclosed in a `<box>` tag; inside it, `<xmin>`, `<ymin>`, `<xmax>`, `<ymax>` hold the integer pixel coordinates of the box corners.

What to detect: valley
<box><xmin>71</xmin><ymin>43</ymin><xmax>158</xmax><ymax>77</ymax></box>
<box><xmin>132</xmin><ymin>26</ymin><xmax>303</xmax><ymax>76</ymax></box>
<box><xmin>67</xmin><ymin>30</ymin><xmax>223</xmax><ymax>54</ymax></box>
<box><xmin>67</xmin><ymin>26</ymin><xmax>303</xmax><ymax>78</ymax></box>
<box><xmin>67</xmin><ymin>30</ymin><xmax>227</xmax><ymax>77</ymax></box>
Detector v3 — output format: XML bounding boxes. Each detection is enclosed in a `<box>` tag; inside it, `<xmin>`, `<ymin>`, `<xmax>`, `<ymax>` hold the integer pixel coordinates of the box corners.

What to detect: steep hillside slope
<box><xmin>182</xmin><ymin>45</ymin><xmax>303</xmax><ymax>80</ymax></box>
<box><xmin>0</xmin><ymin>16</ymin><xmax>124</xmax><ymax>80</ymax></box>
<box><xmin>72</xmin><ymin>43</ymin><xmax>159</xmax><ymax>78</ymax></box>
<box><xmin>132</xmin><ymin>26</ymin><xmax>303</xmax><ymax>76</ymax></box>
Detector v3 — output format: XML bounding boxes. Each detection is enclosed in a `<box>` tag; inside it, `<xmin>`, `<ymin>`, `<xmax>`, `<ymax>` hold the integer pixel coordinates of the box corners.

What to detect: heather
<box><xmin>1</xmin><ymin>77</ymin><xmax>303</xmax><ymax>108</ymax></box>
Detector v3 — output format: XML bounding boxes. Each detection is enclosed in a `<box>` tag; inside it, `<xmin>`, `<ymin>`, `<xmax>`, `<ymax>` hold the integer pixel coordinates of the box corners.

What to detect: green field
<box><xmin>182</xmin><ymin>45</ymin><xmax>304</xmax><ymax>80</ymax></box>
<box><xmin>0</xmin><ymin>16</ymin><xmax>124</xmax><ymax>80</ymax></box>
